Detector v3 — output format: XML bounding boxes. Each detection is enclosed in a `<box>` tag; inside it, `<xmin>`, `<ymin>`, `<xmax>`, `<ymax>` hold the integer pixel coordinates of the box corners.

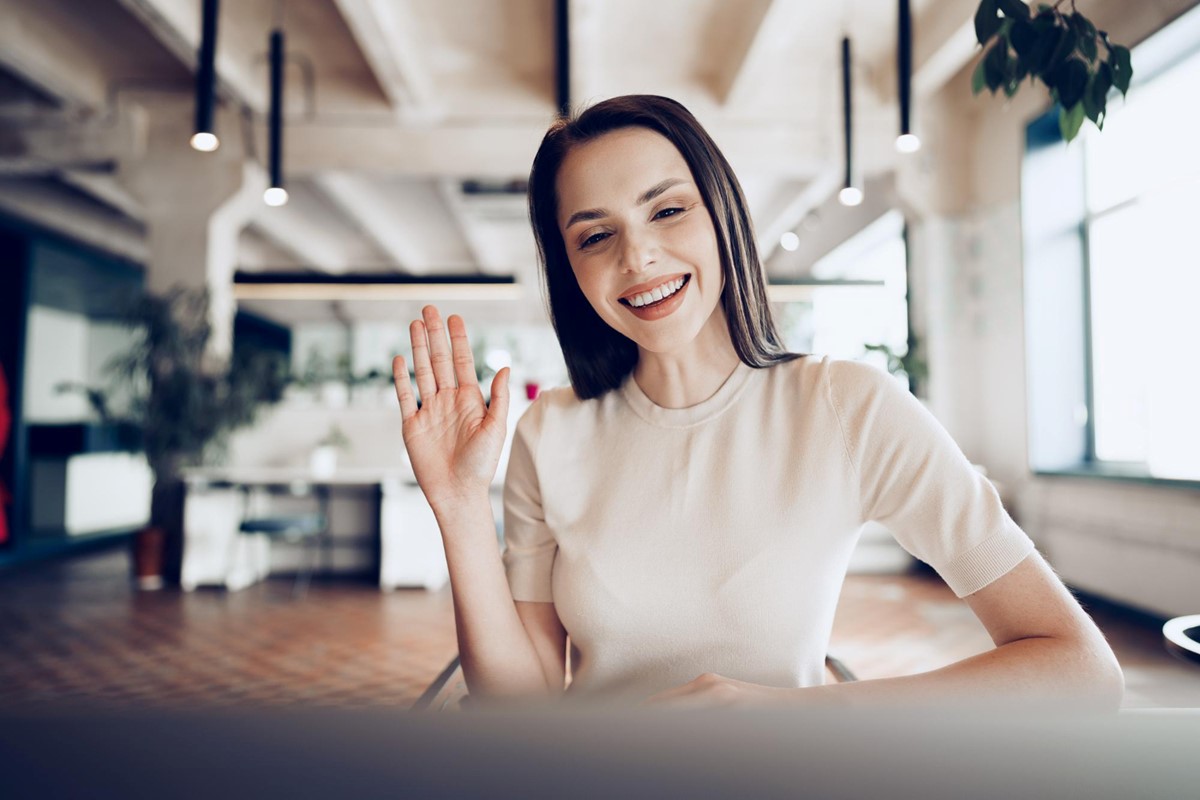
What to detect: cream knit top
<box><xmin>501</xmin><ymin>355</ymin><xmax>1035</xmax><ymax>701</ymax></box>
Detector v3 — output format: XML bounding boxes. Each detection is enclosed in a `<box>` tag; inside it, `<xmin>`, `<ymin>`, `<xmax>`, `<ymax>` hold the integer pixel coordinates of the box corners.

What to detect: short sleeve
<box><xmin>501</xmin><ymin>397</ymin><xmax>557</xmax><ymax>602</ymax></box>
<box><xmin>828</xmin><ymin>359</ymin><xmax>1036</xmax><ymax>598</ymax></box>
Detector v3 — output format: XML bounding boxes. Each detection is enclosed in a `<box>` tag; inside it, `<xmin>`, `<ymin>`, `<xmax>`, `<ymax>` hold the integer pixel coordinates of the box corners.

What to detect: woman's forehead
<box><xmin>556</xmin><ymin>128</ymin><xmax>693</xmax><ymax>217</ymax></box>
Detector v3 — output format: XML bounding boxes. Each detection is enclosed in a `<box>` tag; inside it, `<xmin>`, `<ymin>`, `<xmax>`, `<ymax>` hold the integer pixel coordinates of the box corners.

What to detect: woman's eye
<box><xmin>580</xmin><ymin>232</ymin><xmax>610</xmax><ymax>249</ymax></box>
<box><xmin>654</xmin><ymin>207</ymin><xmax>685</xmax><ymax>220</ymax></box>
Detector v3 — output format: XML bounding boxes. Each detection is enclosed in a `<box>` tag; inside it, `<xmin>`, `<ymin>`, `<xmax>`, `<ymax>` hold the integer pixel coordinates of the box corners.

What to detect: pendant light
<box><xmin>263</xmin><ymin>21</ymin><xmax>287</xmax><ymax>206</ymax></box>
<box><xmin>190</xmin><ymin>0</ymin><xmax>220</xmax><ymax>151</ymax></box>
<box><xmin>895</xmin><ymin>0</ymin><xmax>921</xmax><ymax>153</ymax></box>
<box><xmin>838</xmin><ymin>37</ymin><xmax>863</xmax><ymax>206</ymax></box>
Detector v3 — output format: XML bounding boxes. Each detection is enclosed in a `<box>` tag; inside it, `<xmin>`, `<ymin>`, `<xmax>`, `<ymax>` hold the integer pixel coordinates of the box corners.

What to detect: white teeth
<box><xmin>629</xmin><ymin>277</ymin><xmax>685</xmax><ymax>308</ymax></box>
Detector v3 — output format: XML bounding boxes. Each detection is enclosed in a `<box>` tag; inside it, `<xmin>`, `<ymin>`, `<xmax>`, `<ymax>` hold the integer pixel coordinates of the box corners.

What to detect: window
<box><xmin>774</xmin><ymin>210</ymin><xmax>914</xmax><ymax>388</ymax></box>
<box><xmin>1023</xmin><ymin>5</ymin><xmax>1200</xmax><ymax>484</ymax></box>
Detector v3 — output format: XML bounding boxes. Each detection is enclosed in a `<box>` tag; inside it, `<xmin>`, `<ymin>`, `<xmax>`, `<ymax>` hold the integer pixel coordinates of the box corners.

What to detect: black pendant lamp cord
<box><xmin>193</xmin><ymin>0</ymin><xmax>220</xmax><ymax>143</ymax></box>
<box><xmin>268</xmin><ymin>28</ymin><xmax>285</xmax><ymax>191</ymax></box>
<box><xmin>841</xmin><ymin>36</ymin><xmax>853</xmax><ymax>190</ymax></box>
<box><xmin>898</xmin><ymin>0</ymin><xmax>913</xmax><ymax>138</ymax></box>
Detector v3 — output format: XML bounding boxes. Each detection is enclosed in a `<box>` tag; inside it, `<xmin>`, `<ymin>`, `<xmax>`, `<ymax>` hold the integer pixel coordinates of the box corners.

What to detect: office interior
<box><xmin>1</xmin><ymin>0</ymin><xmax>1198</xmax><ymax>746</ymax></box>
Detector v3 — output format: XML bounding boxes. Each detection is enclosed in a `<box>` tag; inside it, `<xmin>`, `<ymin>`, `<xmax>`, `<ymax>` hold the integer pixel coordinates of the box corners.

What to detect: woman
<box><xmin>392</xmin><ymin>95</ymin><xmax>1123</xmax><ymax>711</ymax></box>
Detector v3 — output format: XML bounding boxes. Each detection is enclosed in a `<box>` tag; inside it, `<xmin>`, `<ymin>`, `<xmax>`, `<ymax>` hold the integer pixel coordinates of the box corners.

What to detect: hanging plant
<box><xmin>971</xmin><ymin>0</ymin><xmax>1132</xmax><ymax>141</ymax></box>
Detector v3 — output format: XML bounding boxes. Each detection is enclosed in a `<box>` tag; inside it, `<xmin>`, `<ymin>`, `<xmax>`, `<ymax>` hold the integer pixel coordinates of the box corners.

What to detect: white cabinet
<box><xmin>379</xmin><ymin>479</ymin><xmax>450</xmax><ymax>591</ymax></box>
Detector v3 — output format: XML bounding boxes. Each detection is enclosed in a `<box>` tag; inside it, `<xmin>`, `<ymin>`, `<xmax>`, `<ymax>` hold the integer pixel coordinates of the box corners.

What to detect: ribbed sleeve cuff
<box><xmin>938</xmin><ymin>524</ymin><xmax>1037</xmax><ymax>599</ymax></box>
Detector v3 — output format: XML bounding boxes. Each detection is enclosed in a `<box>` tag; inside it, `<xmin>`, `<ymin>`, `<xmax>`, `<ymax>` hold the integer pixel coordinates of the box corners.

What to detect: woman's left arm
<box><xmin>645</xmin><ymin>550</ymin><xmax>1125</xmax><ymax>711</ymax></box>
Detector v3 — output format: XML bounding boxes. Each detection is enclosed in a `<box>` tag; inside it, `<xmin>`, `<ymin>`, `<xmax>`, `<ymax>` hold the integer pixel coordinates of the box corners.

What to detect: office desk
<box><xmin>2</xmin><ymin>706</ymin><xmax>1196</xmax><ymax>799</ymax></box>
<box><xmin>181</xmin><ymin>468</ymin><xmax>487</xmax><ymax>592</ymax></box>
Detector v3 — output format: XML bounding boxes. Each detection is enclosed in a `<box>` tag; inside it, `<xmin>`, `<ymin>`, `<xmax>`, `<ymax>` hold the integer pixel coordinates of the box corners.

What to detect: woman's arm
<box><xmin>646</xmin><ymin>551</ymin><xmax>1124</xmax><ymax>712</ymax></box>
<box><xmin>394</xmin><ymin>305</ymin><xmax>557</xmax><ymax>705</ymax></box>
<box><xmin>798</xmin><ymin>550</ymin><xmax>1123</xmax><ymax>711</ymax></box>
<box><xmin>432</xmin><ymin>494</ymin><xmax>562</xmax><ymax>703</ymax></box>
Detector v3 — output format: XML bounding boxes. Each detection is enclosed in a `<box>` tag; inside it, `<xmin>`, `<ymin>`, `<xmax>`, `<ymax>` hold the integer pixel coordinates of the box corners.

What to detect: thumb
<box><xmin>484</xmin><ymin>367</ymin><xmax>510</xmax><ymax>431</ymax></box>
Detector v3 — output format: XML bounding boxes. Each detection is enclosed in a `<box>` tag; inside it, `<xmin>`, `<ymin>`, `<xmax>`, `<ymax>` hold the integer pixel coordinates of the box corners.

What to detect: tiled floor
<box><xmin>0</xmin><ymin>547</ymin><xmax>1196</xmax><ymax>710</ymax></box>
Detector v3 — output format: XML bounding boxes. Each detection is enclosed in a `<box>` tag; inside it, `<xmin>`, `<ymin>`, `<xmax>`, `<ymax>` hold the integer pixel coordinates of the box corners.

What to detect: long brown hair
<box><xmin>528</xmin><ymin>95</ymin><xmax>804</xmax><ymax>400</ymax></box>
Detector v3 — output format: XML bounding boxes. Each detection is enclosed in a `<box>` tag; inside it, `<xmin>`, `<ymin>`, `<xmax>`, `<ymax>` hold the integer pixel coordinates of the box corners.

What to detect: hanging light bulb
<box><xmin>895</xmin><ymin>0</ymin><xmax>921</xmax><ymax>153</ymax></box>
<box><xmin>191</xmin><ymin>0</ymin><xmax>221</xmax><ymax>151</ymax></box>
<box><xmin>263</xmin><ymin>27</ymin><xmax>287</xmax><ymax>205</ymax></box>
<box><xmin>839</xmin><ymin>37</ymin><xmax>862</xmax><ymax>206</ymax></box>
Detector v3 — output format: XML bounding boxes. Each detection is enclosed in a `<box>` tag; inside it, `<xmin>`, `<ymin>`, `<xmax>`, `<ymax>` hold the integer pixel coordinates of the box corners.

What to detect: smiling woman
<box><xmin>391</xmin><ymin>94</ymin><xmax>1123</xmax><ymax>712</ymax></box>
<box><xmin>527</xmin><ymin>96</ymin><xmax>801</xmax><ymax>402</ymax></box>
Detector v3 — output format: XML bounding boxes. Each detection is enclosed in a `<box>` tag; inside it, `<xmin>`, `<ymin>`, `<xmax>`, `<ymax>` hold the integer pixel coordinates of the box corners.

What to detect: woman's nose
<box><xmin>618</xmin><ymin>229</ymin><xmax>657</xmax><ymax>273</ymax></box>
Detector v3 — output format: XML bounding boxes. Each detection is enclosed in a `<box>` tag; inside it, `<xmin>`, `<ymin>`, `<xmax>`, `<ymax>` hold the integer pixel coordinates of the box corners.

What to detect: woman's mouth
<box><xmin>619</xmin><ymin>274</ymin><xmax>691</xmax><ymax>320</ymax></box>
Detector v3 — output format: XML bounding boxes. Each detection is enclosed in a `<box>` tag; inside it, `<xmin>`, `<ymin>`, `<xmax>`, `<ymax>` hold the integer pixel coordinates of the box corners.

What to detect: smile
<box><xmin>619</xmin><ymin>274</ymin><xmax>691</xmax><ymax>308</ymax></box>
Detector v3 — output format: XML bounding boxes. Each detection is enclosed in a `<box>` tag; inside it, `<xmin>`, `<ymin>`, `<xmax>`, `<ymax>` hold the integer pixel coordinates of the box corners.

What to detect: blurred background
<box><xmin>0</xmin><ymin>0</ymin><xmax>1197</xmax><ymax>714</ymax></box>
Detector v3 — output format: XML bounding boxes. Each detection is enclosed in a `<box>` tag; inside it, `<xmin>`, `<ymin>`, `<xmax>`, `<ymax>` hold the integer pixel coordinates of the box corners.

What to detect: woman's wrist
<box><xmin>429</xmin><ymin>488</ymin><xmax>494</xmax><ymax>523</ymax></box>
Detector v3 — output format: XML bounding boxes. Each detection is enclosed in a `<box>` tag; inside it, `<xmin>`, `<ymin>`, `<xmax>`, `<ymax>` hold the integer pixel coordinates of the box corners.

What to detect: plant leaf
<box><xmin>972</xmin><ymin>57</ymin><xmax>988</xmax><ymax>94</ymax></box>
<box><xmin>1052</xmin><ymin>58</ymin><xmax>1089</xmax><ymax>109</ymax></box>
<box><xmin>1109</xmin><ymin>45</ymin><xmax>1133</xmax><ymax>95</ymax></box>
<box><xmin>1068</xmin><ymin>13</ymin><xmax>1098</xmax><ymax>61</ymax></box>
<box><xmin>1059</xmin><ymin>101</ymin><xmax>1086</xmax><ymax>141</ymax></box>
<box><xmin>974</xmin><ymin>0</ymin><xmax>1002</xmax><ymax>46</ymax></box>
<box><xmin>997</xmin><ymin>0</ymin><xmax>1030</xmax><ymax>20</ymax></box>
<box><xmin>1010</xmin><ymin>17</ymin><xmax>1039</xmax><ymax>58</ymax></box>
<box><xmin>1083</xmin><ymin>62</ymin><xmax>1113</xmax><ymax>123</ymax></box>
<box><xmin>984</xmin><ymin>41</ymin><xmax>1008</xmax><ymax>93</ymax></box>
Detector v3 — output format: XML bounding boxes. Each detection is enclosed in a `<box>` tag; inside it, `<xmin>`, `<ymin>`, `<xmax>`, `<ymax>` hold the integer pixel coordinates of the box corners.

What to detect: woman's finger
<box><xmin>410</xmin><ymin>320</ymin><xmax>437</xmax><ymax>404</ymax></box>
<box><xmin>484</xmin><ymin>367</ymin><xmax>510</xmax><ymax>432</ymax></box>
<box><xmin>422</xmin><ymin>305</ymin><xmax>457</xmax><ymax>391</ymax></box>
<box><xmin>392</xmin><ymin>354</ymin><xmax>418</xmax><ymax>421</ymax></box>
<box><xmin>447</xmin><ymin>314</ymin><xmax>479</xmax><ymax>390</ymax></box>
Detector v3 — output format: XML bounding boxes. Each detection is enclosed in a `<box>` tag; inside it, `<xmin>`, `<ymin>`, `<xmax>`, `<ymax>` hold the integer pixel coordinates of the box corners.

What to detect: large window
<box><xmin>1024</xmin><ymin>6</ymin><xmax>1200</xmax><ymax>484</ymax></box>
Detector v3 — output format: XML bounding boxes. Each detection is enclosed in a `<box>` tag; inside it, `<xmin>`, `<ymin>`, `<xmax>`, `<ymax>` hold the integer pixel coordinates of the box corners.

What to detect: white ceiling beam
<box><xmin>712</xmin><ymin>0</ymin><xmax>795</xmax><ymax>108</ymax></box>
<box><xmin>313</xmin><ymin>172</ymin><xmax>428</xmax><ymax>273</ymax></box>
<box><xmin>0</xmin><ymin>106</ymin><xmax>146</xmax><ymax>176</ymax></box>
<box><xmin>280</xmin><ymin>121</ymin><xmax>828</xmax><ymax>177</ymax></box>
<box><xmin>331</xmin><ymin>0</ymin><xmax>437</xmax><ymax>118</ymax></box>
<box><xmin>436</xmin><ymin>179</ymin><xmax>489</xmax><ymax>272</ymax></box>
<box><xmin>0</xmin><ymin>0</ymin><xmax>114</xmax><ymax>108</ymax></box>
<box><xmin>114</xmin><ymin>0</ymin><xmax>266</xmax><ymax>110</ymax></box>
<box><xmin>249</xmin><ymin>207</ymin><xmax>353</xmax><ymax>274</ymax></box>
<box><xmin>756</xmin><ymin>166</ymin><xmax>842</xmax><ymax>263</ymax></box>
<box><xmin>0</xmin><ymin>177</ymin><xmax>146</xmax><ymax>261</ymax></box>
<box><xmin>58</xmin><ymin>171</ymin><xmax>145</xmax><ymax>220</ymax></box>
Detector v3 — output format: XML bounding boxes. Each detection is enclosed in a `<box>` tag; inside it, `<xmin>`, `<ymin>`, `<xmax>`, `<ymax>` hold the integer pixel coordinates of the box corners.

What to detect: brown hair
<box><xmin>528</xmin><ymin>94</ymin><xmax>804</xmax><ymax>400</ymax></box>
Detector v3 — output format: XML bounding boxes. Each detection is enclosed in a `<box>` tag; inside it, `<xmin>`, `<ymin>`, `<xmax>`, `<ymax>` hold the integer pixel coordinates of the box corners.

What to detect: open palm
<box><xmin>392</xmin><ymin>306</ymin><xmax>510</xmax><ymax>510</ymax></box>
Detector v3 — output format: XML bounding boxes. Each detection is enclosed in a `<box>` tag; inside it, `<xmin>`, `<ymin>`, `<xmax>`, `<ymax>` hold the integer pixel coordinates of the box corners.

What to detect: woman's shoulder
<box><xmin>764</xmin><ymin>354</ymin><xmax>903</xmax><ymax>414</ymax></box>
<box><xmin>762</xmin><ymin>351</ymin><xmax>879</xmax><ymax>386</ymax></box>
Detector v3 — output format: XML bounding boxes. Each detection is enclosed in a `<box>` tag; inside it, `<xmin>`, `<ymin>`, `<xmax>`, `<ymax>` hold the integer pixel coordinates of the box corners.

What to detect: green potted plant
<box><xmin>972</xmin><ymin>0</ymin><xmax>1132</xmax><ymax>141</ymax></box>
<box><xmin>104</xmin><ymin>286</ymin><xmax>288</xmax><ymax>589</ymax></box>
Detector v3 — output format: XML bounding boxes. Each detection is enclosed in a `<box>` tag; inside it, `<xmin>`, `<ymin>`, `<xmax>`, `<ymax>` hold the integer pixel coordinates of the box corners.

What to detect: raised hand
<box><xmin>392</xmin><ymin>305</ymin><xmax>510</xmax><ymax>511</ymax></box>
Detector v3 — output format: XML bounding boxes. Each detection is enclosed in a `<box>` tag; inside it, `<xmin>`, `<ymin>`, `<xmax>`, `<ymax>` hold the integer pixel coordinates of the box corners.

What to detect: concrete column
<box><xmin>117</xmin><ymin>98</ymin><xmax>264</xmax><ymax>358</ymax></box>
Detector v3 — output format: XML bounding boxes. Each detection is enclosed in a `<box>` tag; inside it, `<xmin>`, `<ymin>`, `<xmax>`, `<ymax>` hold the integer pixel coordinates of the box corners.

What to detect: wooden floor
<box><xmin>1</xmin><ymin>546</ymin><xmax>1197</xmax><ymax>710</ymax></box>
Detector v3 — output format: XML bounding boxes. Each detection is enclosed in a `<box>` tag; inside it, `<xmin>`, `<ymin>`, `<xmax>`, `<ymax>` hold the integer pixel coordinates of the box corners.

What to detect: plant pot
<box><xmin>133</xmin><ymin>525</ymin><xmax>166</xmax><ymax>591</ymax></box>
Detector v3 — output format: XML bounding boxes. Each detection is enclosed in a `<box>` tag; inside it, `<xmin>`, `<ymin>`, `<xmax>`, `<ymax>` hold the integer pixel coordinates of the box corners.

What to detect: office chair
<box><xmin>231</xmin><ymin>482</ymin><xmax>330</xmax><ymax>599</ymax></box>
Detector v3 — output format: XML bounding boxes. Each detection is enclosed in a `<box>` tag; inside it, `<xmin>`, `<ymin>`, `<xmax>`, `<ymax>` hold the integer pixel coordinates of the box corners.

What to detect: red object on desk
<box><xmin>525</xmin><ymin>382</ymin><xmax>540</xmax><ymax>401</ymax></box>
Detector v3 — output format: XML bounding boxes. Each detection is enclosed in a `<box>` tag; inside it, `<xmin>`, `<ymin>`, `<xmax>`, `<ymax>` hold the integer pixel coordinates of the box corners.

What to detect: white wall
<box><xmin>901</xmin><ymin>0</ymin><xmax>1200</xmax><ymax>617</ymax></box>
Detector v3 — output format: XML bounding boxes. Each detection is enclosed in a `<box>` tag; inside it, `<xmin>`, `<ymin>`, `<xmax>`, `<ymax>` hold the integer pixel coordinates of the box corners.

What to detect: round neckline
<box><xmin>618</xmin><ymin>359</ymin><xmax>757</xmax><ymax>428</ymax></box>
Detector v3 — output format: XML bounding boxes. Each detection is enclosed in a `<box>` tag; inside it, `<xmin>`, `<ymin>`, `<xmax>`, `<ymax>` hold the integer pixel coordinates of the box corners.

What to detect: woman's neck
<box><xmin>631</xmin><ymin>310</ymin><xmax>741</xmax><ymax>409</ymax></box>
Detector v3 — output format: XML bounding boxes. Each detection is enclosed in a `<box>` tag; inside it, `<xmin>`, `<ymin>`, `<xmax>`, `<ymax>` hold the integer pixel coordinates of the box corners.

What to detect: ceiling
<box><xmin>0</xmin><ymin>0</ymin><xmax>987</xmax><ymax>325</ymax></box>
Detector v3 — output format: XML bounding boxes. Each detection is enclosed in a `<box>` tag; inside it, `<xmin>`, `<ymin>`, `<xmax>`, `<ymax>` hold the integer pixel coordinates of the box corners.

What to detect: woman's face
<box><xmin>555</xmin><ymin>126</ymin><xmax>726</xmax><ymax>357</ymax></box>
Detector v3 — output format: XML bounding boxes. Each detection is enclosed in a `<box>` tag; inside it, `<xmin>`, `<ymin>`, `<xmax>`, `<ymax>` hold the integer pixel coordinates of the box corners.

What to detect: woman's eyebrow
<box><xmin>563</xmin><ymin>178</ymin><xmax>690</xmax><ymax>230</ymax></box>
